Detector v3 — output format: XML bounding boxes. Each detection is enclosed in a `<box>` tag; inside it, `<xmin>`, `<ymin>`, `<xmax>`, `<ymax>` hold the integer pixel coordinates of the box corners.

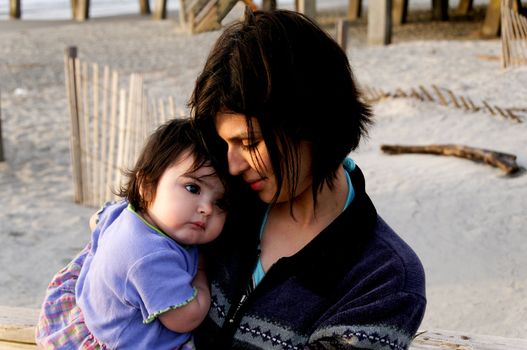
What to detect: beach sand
<box><xmin>1</xmin><ymin>3</ymin><xmax>526</xmax><ymax>338</ymax></box>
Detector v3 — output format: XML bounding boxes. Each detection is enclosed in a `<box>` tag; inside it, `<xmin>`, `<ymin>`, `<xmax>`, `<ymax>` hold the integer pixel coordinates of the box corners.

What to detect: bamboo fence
<box><xmin>362</xmin><ymin>84</ymin><xmax>525</xmax><ymax>123</ymax></box>
<box><xmin>64</xmin><ymin>47</ymin><xmax>179</xmax><ymax>208</ymax></box>
<box><xmin>501</xmin><ymin>0</ymin><xmax>527</xmax><ymax>68</ymax></box>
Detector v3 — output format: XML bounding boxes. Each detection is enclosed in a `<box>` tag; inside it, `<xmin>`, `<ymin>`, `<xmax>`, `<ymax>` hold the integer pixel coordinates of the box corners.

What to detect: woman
<box><xmin>189</xmin><ymin>8</ymin><xmax>426</xmax><ymax>350</ymax></box>
<box><xmin>36</xmin><ymin>8</ymin><xmax>425</xmax><ymax>350</ymax></box>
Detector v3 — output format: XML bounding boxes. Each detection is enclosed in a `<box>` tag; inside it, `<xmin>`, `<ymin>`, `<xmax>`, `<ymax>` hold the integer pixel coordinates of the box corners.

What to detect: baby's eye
<box><xmin>185</xmin><ymin>184</ymin><xmax>201</xmax><ymax>194</ymax></box>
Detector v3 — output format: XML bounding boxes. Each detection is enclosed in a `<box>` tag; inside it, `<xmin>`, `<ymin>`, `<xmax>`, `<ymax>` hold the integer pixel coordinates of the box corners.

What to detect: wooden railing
<box><xmin>2</xmin><ymin>305</ymin><xmax>527</xmax><ymax>349</ymax></box>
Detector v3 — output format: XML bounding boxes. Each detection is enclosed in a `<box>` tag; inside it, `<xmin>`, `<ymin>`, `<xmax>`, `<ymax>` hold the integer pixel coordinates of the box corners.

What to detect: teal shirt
<box><xmin>252</xmin><ymin>158</ymin><xmax>356</xmax><ymax>287</ymax></box>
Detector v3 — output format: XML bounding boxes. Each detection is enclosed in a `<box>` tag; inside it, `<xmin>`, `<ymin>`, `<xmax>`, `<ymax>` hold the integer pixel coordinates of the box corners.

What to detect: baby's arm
<box><xmin>89</xmin><ymin>212</ymin><xmax>98</xmax><ymax>231</ymax></box>
<box><xmin>158</xmin><ymin>256</ymin><xmax>211</xmax><ymax>333</ymax></box>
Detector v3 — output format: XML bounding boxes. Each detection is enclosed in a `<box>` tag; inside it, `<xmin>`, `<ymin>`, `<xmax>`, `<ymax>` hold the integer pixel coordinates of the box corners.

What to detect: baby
<box><xmin>75</xmin><ymin>118</ymin><xmax>227</xmax><ymax>349</ymax></box>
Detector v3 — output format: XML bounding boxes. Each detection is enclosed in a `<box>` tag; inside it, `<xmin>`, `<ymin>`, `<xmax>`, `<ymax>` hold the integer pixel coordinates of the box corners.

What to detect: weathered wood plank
<box><xmin>0</xmin><ymin>306</ymin><xmax>39</xmax><ymax>344</ymax></box>
<box><xmin>411</xmin><ymin>329</ymin><xmax>527</xmax><ymax>349</ymax></box>
<box><xmin>4</xmin><ymin>304</ymin><xmax>527</xmax><ymax>350</ymax></box>
<box><xmin>0</xmin><ymin>341</ymin><xmax>36</xmax><ymax>349</ymax></box>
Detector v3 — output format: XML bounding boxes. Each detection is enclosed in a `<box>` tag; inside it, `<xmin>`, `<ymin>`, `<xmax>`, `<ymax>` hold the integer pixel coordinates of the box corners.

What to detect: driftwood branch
<box><xmin>381</xmin><ymin>144</ymin><xmax>520</xmax><ymax>174</ymax></box>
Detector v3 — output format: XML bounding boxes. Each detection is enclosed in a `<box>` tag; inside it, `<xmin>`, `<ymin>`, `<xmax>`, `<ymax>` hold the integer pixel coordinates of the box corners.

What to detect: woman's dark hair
<box><xmin>190</xmin><ymin>8</ymin><xmax>372</xmax><ymax>206</ymax></box>
<box><xmin>117</xmin><ymin>118</ymin><xmax>220</xmax><ymax>213</ymax></box>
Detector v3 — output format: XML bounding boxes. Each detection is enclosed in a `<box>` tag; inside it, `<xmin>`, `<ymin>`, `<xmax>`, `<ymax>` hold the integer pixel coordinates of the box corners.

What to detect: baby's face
<box><xmin>144</xmin><ymin>152</ymin><xmax>226</xmax><ymax>245</ymax></box>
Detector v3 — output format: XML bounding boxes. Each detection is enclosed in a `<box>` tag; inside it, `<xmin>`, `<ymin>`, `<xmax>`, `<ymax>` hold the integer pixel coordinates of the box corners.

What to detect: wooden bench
<box><xmin>0</xmin><ymin>306</ymin><xmax>39</xmax><ymax>349</ymax></box>
<box><xmin>2</xmin><ymin>305</ymin><xmax>527</xmax><ymax>349</ymax></box>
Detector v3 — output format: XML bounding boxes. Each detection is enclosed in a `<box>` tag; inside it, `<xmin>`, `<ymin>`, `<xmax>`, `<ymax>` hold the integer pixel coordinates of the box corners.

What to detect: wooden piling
<box><xmin>139</xmin><ymin>0</ymin><xmax>151</xmax><ymax>15</ymax></box>
<box><xmin>153</xmin><ymin>0</ymin><xmax>168</xmax><ymax>20</ymax></box>
<box><xmin>392</xmin><ymin>0</ymin><xmax>408</xmax><ymax>25</ymax></box>
<box><xmin>432</xmin><ymin>0</ymin><xmax>449</xmax><ymax>21</ymax></box>
<box><xmin>9</xmin><ymin>0</ymin><xmax>21</xmax><ymax>19</ymax></box>
<box><xmin>457</xmin><ymin>0</ymin><xmax>472</xmax><ymax>15</ymax></box>
<box><xmin>70</xmin><ymin>0</ymin><xmax>78</xmax><ymax>18</ymax></box>
<box><xmin>482</xmin><ymin>0</ymin><xmax>501</xmax><ymax>37</ymax></box>
<box><xmin>367</xmin><ymin>0</ymin><xmax>392</xmax><ymax>45</ymax></box>
<box><xmin>348</xmin><ymin>0</ymin><xmax>361</xmax><ymax>20</ymax></box>
<box><xmin>75</xmin><ymin>0</ymin><xmax>90</xmax><ymax>21</ymax></box>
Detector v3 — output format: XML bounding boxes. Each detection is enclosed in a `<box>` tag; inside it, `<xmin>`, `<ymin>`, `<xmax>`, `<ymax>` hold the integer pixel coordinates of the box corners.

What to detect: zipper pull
<box><xmin>228</xmin><ymin>294</ymin><xmax>248</xmax><ymax>323</ymax></box>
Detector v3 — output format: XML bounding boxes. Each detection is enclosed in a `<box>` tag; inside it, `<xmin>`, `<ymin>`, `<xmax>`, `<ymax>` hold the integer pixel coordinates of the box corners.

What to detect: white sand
<box><xmin>0</xmin><ymin>5</ymin><xmax>526</xmax><ymax>338</ymax></box>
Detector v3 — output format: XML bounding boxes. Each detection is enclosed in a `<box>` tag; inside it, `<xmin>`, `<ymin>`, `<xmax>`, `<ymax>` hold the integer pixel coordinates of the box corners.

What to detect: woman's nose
<box><xmin>227</xmin><ymin>146</ymin><xmax>248</xmax><ymax>176</ymax></box>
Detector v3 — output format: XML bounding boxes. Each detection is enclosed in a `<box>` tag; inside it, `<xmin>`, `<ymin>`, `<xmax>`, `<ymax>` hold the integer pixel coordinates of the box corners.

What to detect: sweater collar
<box><xmin>274</xmin><ymin>164</ymin><xmax>378</xmax><ymax>294</ymax></box>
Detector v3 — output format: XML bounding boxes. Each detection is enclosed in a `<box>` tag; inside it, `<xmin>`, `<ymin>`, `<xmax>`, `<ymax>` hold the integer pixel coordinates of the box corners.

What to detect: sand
<box><xmin>0</xmin><ymin>3</ymin><xmax>526</xmax><ymax>339</ymax></box>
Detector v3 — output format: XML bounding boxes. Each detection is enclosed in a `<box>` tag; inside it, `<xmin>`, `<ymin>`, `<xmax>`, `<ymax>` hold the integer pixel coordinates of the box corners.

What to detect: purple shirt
<box><xmin>76</xmin><ymin>201</ymin><xmax>199</xmax><ymax>349</ymax></box>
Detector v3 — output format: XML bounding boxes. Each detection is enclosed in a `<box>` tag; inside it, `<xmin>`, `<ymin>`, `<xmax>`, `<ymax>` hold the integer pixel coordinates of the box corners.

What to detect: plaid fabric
<box><xmin>35</xmin><ymin>243</ymin><xmax>196</xmax><ymax>349</ymax></box>
<box><xmin>35</xmin><ymin>243</ymin><xmax>107</xmax><ymax>349</ymax></box>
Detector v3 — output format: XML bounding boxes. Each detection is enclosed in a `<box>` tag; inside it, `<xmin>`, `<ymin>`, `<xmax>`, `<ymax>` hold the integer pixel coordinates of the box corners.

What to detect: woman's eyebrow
<box><xmin>225</xmin><ymin>132</ymin><xmax>250</xmax><ymax>141</ymax></box>
<box><xmin>230</xmin><ymin>131</ymin><xmax>263</xmax><ymax>141</ymax></box>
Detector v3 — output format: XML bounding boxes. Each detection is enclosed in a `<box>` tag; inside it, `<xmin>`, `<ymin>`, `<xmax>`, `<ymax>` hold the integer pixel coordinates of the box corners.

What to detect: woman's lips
<box><xmin>248</xmin><ymin>179</ymin><xmax>265</xmax><ymax>191</ymax></box>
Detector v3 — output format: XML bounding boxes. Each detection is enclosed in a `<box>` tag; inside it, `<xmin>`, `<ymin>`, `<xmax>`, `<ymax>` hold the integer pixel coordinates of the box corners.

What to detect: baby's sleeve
<box><xmin>124</xmin><ymin>249</ymin><xmax>198</xmax><ymax>324</ymax></box>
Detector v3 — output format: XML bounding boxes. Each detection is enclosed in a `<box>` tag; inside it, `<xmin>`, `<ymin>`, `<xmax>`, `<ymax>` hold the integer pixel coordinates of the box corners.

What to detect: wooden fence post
<box><xmin>9</xmin><ymin>0</ymin><xmax>21</xmax><ymax>19</ymax></box>
<box><xmin>0</xmin><ymin>91</ymin><xmax>4</xmax><ymax>162</ymax></box>
<box><xmin>367</xmin><ymin>0</ymin><xmax>392</xmax><ymax>45</ymax></box>
<box><xmin>64</xmin><ymin>46</ymin><xmax>84</xmax><ymax>204</ymax></box>
<box><xmin>336</xmin><ymin>19</ymin><xmax>350</xmax><ymax>52</ymax></box>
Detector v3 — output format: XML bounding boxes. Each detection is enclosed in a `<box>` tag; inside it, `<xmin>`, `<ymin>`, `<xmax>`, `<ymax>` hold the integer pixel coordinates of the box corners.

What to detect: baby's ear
<box><xmin>137</xmin><ymin>172</ymin><xmax>152</xmax><ymax>207</ymax></box>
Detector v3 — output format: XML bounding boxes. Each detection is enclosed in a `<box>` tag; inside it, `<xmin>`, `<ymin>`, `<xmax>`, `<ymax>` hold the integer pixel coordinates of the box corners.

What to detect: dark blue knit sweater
<box><xmin>194</xmin><ymin>165</ymin><xmax>426</xmax><ymax>349</ymax></box>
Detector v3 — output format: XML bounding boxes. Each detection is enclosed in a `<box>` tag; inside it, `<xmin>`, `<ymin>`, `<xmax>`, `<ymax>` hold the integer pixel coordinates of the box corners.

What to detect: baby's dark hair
<box><xmin>117</xmin><ymin>118</ymin><xmax>222</xmax><ymax>213</ymax></box>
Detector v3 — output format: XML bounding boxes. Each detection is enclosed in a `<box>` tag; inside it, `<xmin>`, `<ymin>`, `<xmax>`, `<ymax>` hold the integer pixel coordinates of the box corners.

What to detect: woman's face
<box><xmin>215</xmin><ymin>112</ymin><xmax>312</xmax><ymax>204</ymax></box>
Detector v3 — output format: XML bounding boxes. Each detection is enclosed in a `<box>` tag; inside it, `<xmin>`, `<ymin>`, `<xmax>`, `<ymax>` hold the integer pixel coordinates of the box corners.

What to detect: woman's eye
<box><xmin>241</xmin><ymin>140</ymin><xmax>260</xmax><ymax>150</ymax></box>
<box><xmin>215</xmin><ymin>198</ymin><xmax>228</xmax><ymax>211</ymax></box>
<box><xmin>185</xmin><ymin>184</ymin><xmax>200</xmax><ymax>194</ymax></box>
